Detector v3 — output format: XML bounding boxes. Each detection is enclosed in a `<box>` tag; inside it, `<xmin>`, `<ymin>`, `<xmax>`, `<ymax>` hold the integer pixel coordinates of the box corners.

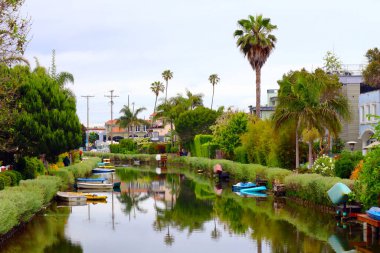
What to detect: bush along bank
<box><xmin>84</xmin><ymin>152</ymin><xmax>157</xmax><ymax>164</ymax></box>
<box><xmin>0</xmin><ymin>157</ymin><xmax>100</xmax><ymax>238</ymax></box>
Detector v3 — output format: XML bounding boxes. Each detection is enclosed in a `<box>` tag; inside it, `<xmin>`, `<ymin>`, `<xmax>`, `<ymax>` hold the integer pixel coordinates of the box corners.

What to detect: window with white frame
<box><xmin>365</xmin><ymin>105</ymin><xmax>370</xmax><ymax>122</ymax></box>
<box><xmin>135</xmin><ymin>125</ymin><xmax>140</xmax><ymax>132</ymax></box>
<box><xmin>360</xmin><ymin>106</ymin><xmax>364</xmax><ymax>123</ymax></box>
<box><xmin>371</xmin><ymin>104</ymin><xmax>376</xmax><ymax>121</ymax></box>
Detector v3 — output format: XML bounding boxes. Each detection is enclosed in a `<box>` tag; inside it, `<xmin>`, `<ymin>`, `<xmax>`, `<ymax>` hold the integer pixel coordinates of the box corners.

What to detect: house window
<box><xmin>365</xmin><ymin>105</ymin><xmax>370</xmax><ymax>122</ymax></box>
<box><xmin>135</xmin><ymin>125</ymin><xmax>140</xmax><ymax>132</ymax></box>
<box><xmin>143</xmin><ymin>125</ymin><xmax>147</xmax><ymax>132</ymax></box>
<box><xmin>360</xmin><ymin>106</ymin><xmax>364</xmax><ymax>123</ymax></box>
<box><xmin>371</xmin><ymin>104</ymin><xmax>376</xmax><ymax>121</ymax></box>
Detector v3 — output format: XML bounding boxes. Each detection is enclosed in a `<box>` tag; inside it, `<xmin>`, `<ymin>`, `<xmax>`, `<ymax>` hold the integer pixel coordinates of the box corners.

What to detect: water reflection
<box><xmin>1</xmin><ymin>167</ymin><xmax>380</xmax><ymax>253</ymax></box>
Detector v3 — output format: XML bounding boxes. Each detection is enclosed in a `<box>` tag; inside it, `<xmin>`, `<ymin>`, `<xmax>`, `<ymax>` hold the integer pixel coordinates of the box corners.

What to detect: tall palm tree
<box><xmin>208</xmin><ymin>74</ymin><xmax>220</xmax><ymax>110</ymax></box>
<box><xmin>151</xmin><ymin>81</ymin><xmax>165</xmax><ymax>115</ymax></box>
<box><xmin>118</xmin><ymin>105</ymin><xmax>146</xmax><ymax>138</ymax></box>
<box><xmin>272</xmin><ymin>69</ymin><xmax>349</xmax><ymax>168</ymax></box>
<box><xmin>234</xmin><ymin>14</ymin><xmax>277</xmax><ymax>117</ymax></box>
<box><xmin>162</xmin><ymin>70</ymin><xmax>173</xmax><ymax>103</ymax></box>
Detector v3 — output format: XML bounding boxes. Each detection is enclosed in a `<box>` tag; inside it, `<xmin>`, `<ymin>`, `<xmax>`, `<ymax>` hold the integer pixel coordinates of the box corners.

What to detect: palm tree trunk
<box><xmin>165</xmin><ymin>80</ymin><xmax>168</xmax><ymax>103</ymax></box>
<box><xmin>308</xmin><ymin>141</ymin><xmax>313</xmax><ymax>169</ymax></box>
<box><xmin>211</xmin><ymin>84</ymin><xmax>215</xmax><ymax>110</ymax></box>
<box><xmin>170</xmin><ymin>120</ymin><xmax>174</xmax><ymax>147</ymax></box>
<box><xmin>296</xmin><ymin>119</ymin><xmax>300</xmax><ymax>168</ymax></box>
<box><xmin>154</xmin><ymin>96</ymin><xmax>158</xmax><ymax>114</ymax></box>
<box><xmin>255</xmin><ymin>67</ymin><xmax>261</xmax><ymax>117</ymax></box>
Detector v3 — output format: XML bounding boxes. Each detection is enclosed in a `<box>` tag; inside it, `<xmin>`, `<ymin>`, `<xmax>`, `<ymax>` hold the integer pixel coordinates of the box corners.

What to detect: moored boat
<box><xmin>327</xmin><ymin>183</ymin><xmax>351</xmax><ymax>205</ymax></box>
<box><xmin>366</xmin><ymin>207</ymin><xmax>380</xmax><ymax>221</ymax></box>
<box><xmin>77</xmin><ymin>177</ymin><xmax>107</xmax><ymax>183</ymax></box>
<box><xmin>232</xmin><ymin>182</ymin><xmax>256</xmax><ymax>191</ymax></box>
<box><xmin>113</xmin><ymin>182</ymin><xmax>121</xmax><ymax>188</ymax></box>
<box><xmin>83</xmin><ymin>193</ymin><xmax>108</xmax><ymax>201</ymax></box>
<box><xmin>56</xmin><ymin>191</ymin><xmax>87</xmax><ymax>202</ymax></box>
<box><xmin>76</xmin><ymin>182</ymin><xmax>113</xmax><ymax>189</ymax></box>
<box><xmin>92</xmin><ymin>168</ymin><xmax>115</xmax><ymax>173</ymax></box>
<box><xmin>240</xmin><ymin>186</ymin><xmax>267</xmax><ymax>194</ymax></box>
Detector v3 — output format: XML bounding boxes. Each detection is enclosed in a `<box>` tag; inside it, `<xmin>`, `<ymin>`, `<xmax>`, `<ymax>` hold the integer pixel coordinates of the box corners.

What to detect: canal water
<box><xmin>0</xmin><ymin>167</ymin><xmax>378</xmax><ymax>253</ymax></box>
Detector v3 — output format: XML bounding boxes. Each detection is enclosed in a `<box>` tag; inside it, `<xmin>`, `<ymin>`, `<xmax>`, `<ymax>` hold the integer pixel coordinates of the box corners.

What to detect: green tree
<box><xmin>273</xmin><ymin>69</ymin><xmax>350</xmax><ymax>168</ymax></box>
<box><xmin>208</xmin><ymin>74</ymin><xmax>220</xmax><ymax>110</ymax></box>
<box><xmin>0</xmin><ymin>0</ymin><xmax>30</xmax><ymax>65</ymax></box>
<box><xmin>88</xmin><ymin>132</ymin><xmax>99</xmax><ymax>145</ymax></box>
<box><xmin>323</xmin><ymin>51</ymin><xmax>342</xmax><ymax>75</ymax></box>
<box><xmin>185</xmin><ymin>89</ymin><xmax>203</xmax><ymax>110</ymax></box>
<box><xmin>49</xmin><ymin>49</ymin><xmax>74</xmax><ymax>88</ymax></box>
<box><xmin>150</xmin><ymin>81</ymin><xmax>165</xmax><ymax>114</ymax></box>
<box><xmin>118</xmin><ymin>105</ymin><xmax>146</xmax><ymax>138</ymax></box>
<box><xmin>162</xmin><ymin>69</ymin><xmax>173</xmax><ymax>103</ymax></box>
<box><xmin>302</xmin><ymin>127</ymin><xmax>319</xmax><ymax>169</ymax></box>
<box><xmin>14</xmin><ymin>67</ymin><xmax>82</xmax><ymax>162</ymax></box>
<box><xmin>234</xmin><ymin>14</ymin><xmax>277</xmax><ymax>117</ymax></box>
<box><xmin>211</xmin><ymin>110</ymin><xmax>249</xmax><ymax>158</ymax></box>
<box><xmin>363</xmin><ymin>47</ymin><xmax>380</xmax><ymax>87</ymax></box>
<box><xmin>175</xmin><ymin>106</ymin><xmax>221</xmax><ymax>148</ymax></box>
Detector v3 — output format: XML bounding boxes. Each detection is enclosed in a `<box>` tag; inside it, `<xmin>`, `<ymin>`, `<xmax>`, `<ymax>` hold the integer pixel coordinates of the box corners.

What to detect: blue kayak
<box><xmin>77</xmin><ymin>177</ymin><xmax>107</xmax><ymax>182</ymax></box>
<box><xmin>366</xmin><ymin>207</ymin><xmax>380</xmax><ymax>221</ymax></box>
<box><xmin>232</xmin><ymin>182</ymin><xmax>256</xmax><ymax>191</ymax></box>
<box><xmin>240</xmin><ymin>186</ymin><xmax>267</xmax><ymax>194</ymax></box>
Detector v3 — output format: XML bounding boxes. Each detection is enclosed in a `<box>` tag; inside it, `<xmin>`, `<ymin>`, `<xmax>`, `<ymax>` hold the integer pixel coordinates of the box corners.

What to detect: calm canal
<box><xmin>0</xmin><ymin>167</ymin><xmax>378</xmax><ymax>253</ymax></box>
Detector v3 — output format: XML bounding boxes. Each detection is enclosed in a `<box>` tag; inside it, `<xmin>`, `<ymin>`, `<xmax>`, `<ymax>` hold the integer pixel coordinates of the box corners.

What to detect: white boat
<box><xmin>56</xmin><ymin>191</ymin><xmax>87</xmax><ymax>202</ymax></box>
<box><xmin>76</xmin><ymin>182</ymin><xmax>113</xmax><ymax>189</ymax></box>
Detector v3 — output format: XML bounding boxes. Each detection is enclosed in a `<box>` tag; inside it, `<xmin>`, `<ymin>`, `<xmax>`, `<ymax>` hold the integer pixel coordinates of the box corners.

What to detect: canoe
<box><xmin>235</xmin><ymin>191</ymin><xmax>267</xmax><ymax>198</ymax></box>
<box><xmin>92</xmin><ymin>168</ymin><xmax>115</xmax><ymax>173</ymax></box>
<box><xmin>77</xmin><ymin>177</ymin><xmax>107</xmax><ymax>183</ymax></box>
<box><xmin>76</xmin><ymin>182</ymin><xmax>113</xmax><ymax>189</ymax></box>
<box><xmin>83</xmin><ymin>193</ymin><xmax>108</xmax><ymax>201</ymax></box>
<box><xmin>133</xmin><ymin>160</ymin><xmax>140</xmax><ymax>166</ymax></box>
<box><xmin>98</xmin><ymin>165</ymin><xmax>115</xmax><ymax>168</ymax></box>
<box><xmin>232</xmin><ymin>182</ymin><xmax>256</xmax><ymax>191</ymax></box>
<box><xmin>240</xmin><ymin>186</ymin><xmax>267</xmax><ymax>194</ymax></box>
<box><xmin>56</xmin><ymin>191</ymin><xmax>87</xmax><ymax>202</ymax></box>
<box><xmin>327</xmin><ymin>183</ymin><xmax>351</xmax><ymax>205</ymax></box>
<box><xmin>366</xmin><ymin>207</ymin><xmax>380</xmax><ymax>221</ymax></box>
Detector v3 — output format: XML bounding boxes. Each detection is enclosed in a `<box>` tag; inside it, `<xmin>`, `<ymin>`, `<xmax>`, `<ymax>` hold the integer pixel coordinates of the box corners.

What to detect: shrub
<box><xmin>15</xmin><ymin>156</ymin><xmax>45</xmax><ymax>179</ymax></box>
<box><xmin>355</xmin><ymin>147</ymin><xmax>380</xmax><ymax>209</ymax></box>
<box><xmin>334</xmin><ymin>151</ymin><xmax>363</xmax><ymax>179</ymax></box>
<box><xmin>3</xmin><ymin>171</ymin><xmax>19</xmax><ymax>186</ymax></box>
<box><xmin>193</xmin><ymin>135</ymin><xmax>213</xmax><ymax>157</ymax></box>
<box><xmin>350</xmin><ymin>160</ymin><xmax>363</xmax><ymax>180</ymax></box>
<box><xmin>233</xmin><ymin>146</ymin><xmax>248</xmax><ymax>164</ymax></box>
<box><xmin>0</xmin><ymin>177</ymin><xmax>4</xmax><ymax>190</ymax></box>
<box><xmin>311</xmin><ymin>155</ymin><xmax>334</xmax><ymax>176</ymax></box>
<box><xmin>0</xmin><ymin>174</ymin><xmax>12</xmax><ymax>186</ymax></box>
<box><xmin>201</xmin><ymin>142</ymin><xmax>218</xmax><ymax>158</ymax></box>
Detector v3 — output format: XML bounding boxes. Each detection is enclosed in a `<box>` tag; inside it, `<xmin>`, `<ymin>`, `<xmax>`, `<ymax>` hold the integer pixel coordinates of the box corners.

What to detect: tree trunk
<box><xmin>165</xmin><ymin>80</ymin><xmax>168</xmax><ymax>103</ymax></box>
<box><xmin>154</xmin><ymin>96</ymin><xmax>158</xmax><ymax>114</ymax></box>
<box><xmin>170</xmin><ymin>120</ymin><xmax>174</xmax><ymax>147</ymax></box>
<box><xmin>308</xmin><ymin>141</ymin><xmax>313</xmax><ymax>169</ymax></box>
<box><xmin>296</xmin><ymin>119</ymin><xmax>300</xmax><ymax>168</ymax></box>
<box><xmin>255</xmin><ymin>67</ymin><xmax>261</xmax><ymax>117</ymax></box>
<box><xmin>211</xmin><ymin>84</ymin><xmax>215</xmax><ymax>110</ymax></box>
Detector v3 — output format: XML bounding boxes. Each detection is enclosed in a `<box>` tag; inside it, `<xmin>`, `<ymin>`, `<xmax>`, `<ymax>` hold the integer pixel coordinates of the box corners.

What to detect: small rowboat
<box><xmin>77</xmin><ymin>177</ymin><xmax>107</xmax><ymax>183</ymax></box>
<box><xmin>92</xmin><ymin>168</ymin><xmax>115</xmax><ymax>173</ymax></box>
<box><xmin>240</xmin><ymin>186</ymin><xmax>267</xmax><ymax>194</ymax></box>
<box><xmin>327</xmin><ymin>183</ymin><xmax>351</xmax><ymax>205</ymax></box>
<box><xmin>98</xmin><ymin>165</ymin><xmax>115</xmax><ymax>168</ymax></box>
<box><xmin>232</xmin><ymin>182</ymin><xmax>256</xmax><ymax>191</ymax></box>
<box><xmin>56</xmin><ymin>191</ymin><xmax>87</xmax><ymax>202</ymax></box>
<box><xmin>76</xmin><ymin>182</ymin><xmax>113</xmax><ymax>189</ymax></box>
<box><xmin>366</xmin><ymin>207</ymin><xmax>380</xmax><ymax>221</ymax></box>
<box><xmin>83</xmin><ymin>193</ymin><xmax>107</xmax><ymax>201</ymax></box>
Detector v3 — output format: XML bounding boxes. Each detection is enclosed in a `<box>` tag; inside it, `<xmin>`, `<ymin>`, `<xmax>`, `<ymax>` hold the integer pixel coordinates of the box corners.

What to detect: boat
<box><xmin>77</xmin><ymin>177</ymin><xmax>107</xmax><ymax>183</ymax></box>
<box><xmin>83</xmin><ymin>193</ymin><xmax>108</xmax><ymax>201</ymax></box>
<box><xmin>232</xmin><ymin>182</ymin><xmax>256</xmax><ymax>191</ymax></box>
<box><xmin>133</xmin><ymin>160</ymin><xmax>140</xmax><ymax>166</ymax></box>
<box><xmin>327</xmin><ymin>183</ymin><xmax>351</xmax><ymax>205</ymax></box>
<box><xmin>240</xmin><ymin>186</ymin><xmax>267</xmax><ymax>194</ymax></box>
<box><xmin>56</xmin><ymin>191</ymin><xmax>87</xmax><ymax>202</ymax></box>
<box><xmin>366</xmin><ymin>207</ymin><xmax>380</xmax><ymax>221</ymax></box>
<box><xmin>235</xmin><ymin>191</ymin><xmax>268</xmax><ymax>198</ymax></box>
<box><xmin>76</xmin><ymin>182</ymin><xmax>113</xmax><ymax>189</ymax></box>
<box><xmin>113</xmin><ymin>182</ymin><xmax>121</xmax><ymax>188</ymax></box>
<box><xmin>98</xmin><ymin>165</ymin><xmax>115</xmax><ymax>168</ymax></box>
<box><xmin>92</xmin><ymin>168</ymin><xmax>115</xmax><ymax>173</ymax></box>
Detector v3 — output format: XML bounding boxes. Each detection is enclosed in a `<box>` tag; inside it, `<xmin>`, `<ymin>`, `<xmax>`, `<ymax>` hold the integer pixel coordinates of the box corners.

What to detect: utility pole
<box><xmin>81</xmin><ymin>95</ymin><xmax>95</xmax><ymax>150</ymax></box>
<box><xmin>105</xmin><ymin>90</ymin><xmax>119</xmax><ymax>144</ymax></box>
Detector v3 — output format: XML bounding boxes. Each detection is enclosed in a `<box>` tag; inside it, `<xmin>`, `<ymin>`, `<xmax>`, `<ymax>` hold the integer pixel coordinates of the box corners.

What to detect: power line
<box><xmin>81</xmin><ymin>95</ymin><xmax>95</xmax><ymax>150</ymax></box>
<box><xmin>105</xmin><ymin>90</ymin><xmax>119</xmax><ymax>144</ymax></box>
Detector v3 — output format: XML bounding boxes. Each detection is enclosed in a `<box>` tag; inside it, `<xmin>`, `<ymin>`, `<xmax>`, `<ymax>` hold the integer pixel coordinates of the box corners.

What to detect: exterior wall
<box><xmin>339</xmin><ymin>76</ymin><xmax>362</xmax><ymax>151</ymax></box>
<box><xmin>358</xmin><ymin>90</ymin><xmax>380</xmax><ymax>153</ymax></box>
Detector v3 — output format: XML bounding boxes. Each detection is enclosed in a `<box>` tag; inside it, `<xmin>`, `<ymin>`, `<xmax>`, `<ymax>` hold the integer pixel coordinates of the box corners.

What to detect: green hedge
<box><xmin>84</xmin><ymin>152</ymin><xmax>156</xmax><ymax>164</ymax></box>
<box><xmin>193</xmin><ymin>135</ymin><xmax>213</xmax><ymax>157</ymax></box>
<box><xmin>0</xmin><ymin>177</ymin><xmax>4</xmax><ymax>190</ymax></box>
<box><xmin>284</xmin><ymin>174</ymin><xmax>354</xmax><ymax>206</ymax></box>
<box><xmin>0</xmin><ymin>174</ymin><xmax>12</xmax><ymax>187</ymax></box>
<box><xmin>0</xmin><ymin>175</ymin><xmax>62</xmax><ymax>235</ymax></box>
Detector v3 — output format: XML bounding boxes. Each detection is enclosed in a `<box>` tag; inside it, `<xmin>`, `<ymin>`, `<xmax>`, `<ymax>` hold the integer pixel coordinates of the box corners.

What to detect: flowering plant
<box><xmin>311</xmin><ymin>155</ymin><xmax>335</xmax><ymax>176</ymax></box>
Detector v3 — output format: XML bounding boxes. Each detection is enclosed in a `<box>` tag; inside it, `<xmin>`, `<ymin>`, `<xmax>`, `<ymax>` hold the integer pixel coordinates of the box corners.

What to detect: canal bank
<box><xmin>0</xmin><ymin>157</ymin><xmax>100</xmax><ymax>242</ymax></box>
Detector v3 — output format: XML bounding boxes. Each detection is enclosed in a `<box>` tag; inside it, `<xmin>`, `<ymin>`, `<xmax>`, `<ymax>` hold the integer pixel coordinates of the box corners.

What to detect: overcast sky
<box><xmin>22</xmin><ymin>0</ymin><xmax>380</xmax><ymax>126</ymax></box>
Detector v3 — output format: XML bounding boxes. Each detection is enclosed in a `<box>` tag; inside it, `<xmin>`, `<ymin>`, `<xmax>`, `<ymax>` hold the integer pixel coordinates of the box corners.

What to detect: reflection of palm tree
<box><xmin>211</xmin><ymin>216</ymin><xmax>221</xmax><ymax>240</ymax></box>
<box><xmin>164</xmin><ymin>225</ymin><xmax>175</xmax><ymax>246</ymax></box>
<box><xmin>117</xmin><ymin>189</ymin><xmax>149</xmax><ymax>219</ymax></box>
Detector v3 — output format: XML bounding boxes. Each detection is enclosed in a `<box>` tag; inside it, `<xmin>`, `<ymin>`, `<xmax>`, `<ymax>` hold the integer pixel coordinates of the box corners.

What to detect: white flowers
<box><xmin>311</xmin><ymin>155</ymin><xmax>335</xmax><ymax>176</ymax></box>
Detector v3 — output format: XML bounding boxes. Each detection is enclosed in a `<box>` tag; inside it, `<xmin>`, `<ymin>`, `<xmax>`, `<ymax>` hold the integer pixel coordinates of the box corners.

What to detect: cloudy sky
<box><xmin>22</xmin><ymin>0</ymin><xmax>380</xmax><ymax>126</ymax></box>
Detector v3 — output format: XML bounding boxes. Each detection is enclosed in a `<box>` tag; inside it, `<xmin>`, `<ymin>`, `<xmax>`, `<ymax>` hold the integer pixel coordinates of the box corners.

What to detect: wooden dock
<box><xmin>357</xmin><ymin>214</ymin><xmax>380</xmax><ymax>242</ymax></box>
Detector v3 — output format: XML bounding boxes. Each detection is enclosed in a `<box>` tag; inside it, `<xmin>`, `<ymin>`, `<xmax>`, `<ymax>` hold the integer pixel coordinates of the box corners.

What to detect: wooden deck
<box><xmin>358</xmin><ymin>214</ymin><xmax>380</xmax><ymax>227</ymax></box>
